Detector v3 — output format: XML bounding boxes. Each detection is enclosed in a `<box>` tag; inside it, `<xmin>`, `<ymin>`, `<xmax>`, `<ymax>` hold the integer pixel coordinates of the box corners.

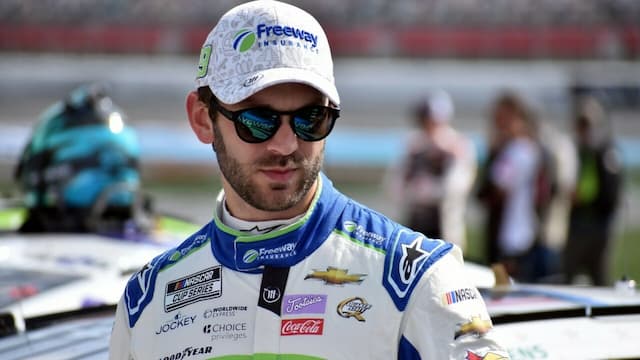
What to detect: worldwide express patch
<box><xmin>383</xmin><ymin>229</ymin><xmax>452</xmax><ymax>311</ymax></box>
<box><xmin>164</xmin><ymin>266</ymin><xmax>222</xmax><ymax>312</ymax></box>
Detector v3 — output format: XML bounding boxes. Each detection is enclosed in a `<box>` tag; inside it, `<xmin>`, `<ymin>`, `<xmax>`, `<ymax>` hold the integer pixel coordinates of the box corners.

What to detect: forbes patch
<box><xmin>165</xmin><ymin>267</ymin><xmax>221</xmax><ymax>312</ymax></box>
<box><xmin>383</xmin><ymin>229</ymin><xmax>452</xmax><ymax>311</ymax></box>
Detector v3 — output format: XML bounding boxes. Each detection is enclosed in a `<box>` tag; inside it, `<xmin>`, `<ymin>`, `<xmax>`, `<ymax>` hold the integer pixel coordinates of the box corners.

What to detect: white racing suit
<box><xmin>109</xmin><ymin>174</ymin><xmax>507</xmax><ymax>359</ymax></box>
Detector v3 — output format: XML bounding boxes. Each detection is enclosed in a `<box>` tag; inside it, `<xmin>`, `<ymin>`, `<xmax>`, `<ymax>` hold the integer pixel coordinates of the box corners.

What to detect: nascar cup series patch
<box><xmin>164</xmin><ymin>266</ymin><xmax>222</xmax><ymax>312</ymax></box>
<box><xmin>124</xmin><ymin>233</ymin><xmax>212</xmax><ymax>327</ymax></box>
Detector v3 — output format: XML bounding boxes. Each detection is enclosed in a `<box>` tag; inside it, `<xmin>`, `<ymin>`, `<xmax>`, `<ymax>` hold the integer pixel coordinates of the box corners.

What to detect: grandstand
<box><xmin>0</xmin><ymin>0</ymin><xmax>638</xmax><ymax>58</ymax></box>
<box><xmin>1</xmin><ymin>0</ymin><xmax>639</xmax><ymax>241</ymax></box>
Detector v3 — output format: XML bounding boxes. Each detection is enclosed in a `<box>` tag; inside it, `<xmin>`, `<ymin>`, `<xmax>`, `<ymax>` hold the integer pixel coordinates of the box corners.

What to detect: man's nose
<box><xmin>265</xmin><ymin>116</ymin><xmax>298</xmax><ymax>155</ymax></box>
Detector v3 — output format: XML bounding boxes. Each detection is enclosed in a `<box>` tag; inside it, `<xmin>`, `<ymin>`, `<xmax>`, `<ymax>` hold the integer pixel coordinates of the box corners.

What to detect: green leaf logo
<box><xmin>243</xmin><ymin>249</ymin><xmax>260</xmax><ymax>263</ymax></box>
<box><xmin>169</xmin><ymin>250</ymin><xmax>182</xmax><ymax>262</ymax></box>
<box><xmin>343</xmin><ymin>221</ymin><xmax>357</xmax><ymax>233</ymax></box>
<box><xmin>233</xmin><ymin>29</ymin><xmax>256</xmax><ymax>53</ymax></box>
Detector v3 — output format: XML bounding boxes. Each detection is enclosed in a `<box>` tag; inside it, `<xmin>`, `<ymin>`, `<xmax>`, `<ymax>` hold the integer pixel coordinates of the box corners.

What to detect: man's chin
<box><xmin>254</xmin><ymin>200</ymin><xmax>297</xmax><ymax>213</ymax></box>
<box><xmin>269</xmin><ymin>183</ymin><xmax>291</xmax><ymax>191</ymax></box>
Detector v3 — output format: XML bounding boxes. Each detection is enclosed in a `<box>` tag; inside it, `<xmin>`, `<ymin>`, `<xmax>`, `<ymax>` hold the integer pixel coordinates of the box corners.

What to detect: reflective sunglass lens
<box><xmin>215</xmin><ymin>101</ymin><xmax>337</xmax><ymax>143</ymax></box>
<box><xmin>236</xmin><ymin>110</ymin><xmax>279</xmax><ymax>142</ymax></box>
<box><xmin>293</xmin><ymin>116</ymin><xmax>320</xmax><ymax>140</ymax></box>
<box><xmin>293</xmin><ymin>107</ymin><xmax>331</xmax><ymax>141</ymax></box>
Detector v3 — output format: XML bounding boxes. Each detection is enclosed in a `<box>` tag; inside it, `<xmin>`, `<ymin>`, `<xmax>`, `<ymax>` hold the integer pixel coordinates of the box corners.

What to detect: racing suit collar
<box><xmin>209</xmin><ymin>173</ymin><xmax>349</xmax><ymax>272</ymax></box>
<box><xmin>218</xmin><ymin>197</ymin><xmax>305</xmax><ymax>236</ymax></box>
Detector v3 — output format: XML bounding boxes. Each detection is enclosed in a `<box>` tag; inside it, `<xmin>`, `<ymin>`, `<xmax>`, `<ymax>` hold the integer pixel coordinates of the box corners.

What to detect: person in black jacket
<box><xmin>564</xmin><ymin>95</ymin><xmax>623</xmax><ymax>285</ymax></box>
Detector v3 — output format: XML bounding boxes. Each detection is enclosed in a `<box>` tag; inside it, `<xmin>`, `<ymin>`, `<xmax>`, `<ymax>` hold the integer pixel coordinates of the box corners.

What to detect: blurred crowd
<box><xmin>387</xmin><ymin>89</ymin><xmax>623</xmax><ymax>286</ymax></box>
<box><xmin>1</xmin><ymin>0</ymin><xmax>633</xmax><ymax>287</ymax></box>
<box><xmin>1</xmin><ymin>0</ymin><xmax>639</xmax><ymax>26</ymax></box>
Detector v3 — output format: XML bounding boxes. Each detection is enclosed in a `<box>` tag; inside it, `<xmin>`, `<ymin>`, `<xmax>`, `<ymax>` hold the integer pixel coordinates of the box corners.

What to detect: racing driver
<box><xmin>109</xmin><ymin>1</ymin><xmax>509</xmax><ymax>359</ymax></box>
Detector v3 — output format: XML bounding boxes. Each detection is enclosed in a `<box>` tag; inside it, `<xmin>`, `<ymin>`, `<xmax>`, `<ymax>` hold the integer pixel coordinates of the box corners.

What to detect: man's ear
<box><xmin>186</xmin><ymin>91</ymin><xmax>214</xmax><ymax>144</ymax></box>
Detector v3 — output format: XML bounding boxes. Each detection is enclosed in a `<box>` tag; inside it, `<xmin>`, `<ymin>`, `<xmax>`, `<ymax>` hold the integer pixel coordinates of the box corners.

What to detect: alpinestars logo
<box><xmin>400</xmin><ymin>237</ymin><xmax>429</xmax><ymax>283</ymax></box>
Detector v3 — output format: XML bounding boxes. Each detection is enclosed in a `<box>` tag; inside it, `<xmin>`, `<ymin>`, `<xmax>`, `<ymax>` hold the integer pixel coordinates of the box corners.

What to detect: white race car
<box><xmin>0</xmin><ymin>213</ymin><xmax>198</xmax><ymax>335</ymax></box>
<box><xmin>485</xmin><ymin>282</ymin><xmax>640</xmax><ymax>359</ymax></box>
<box><xmin>0</xmin><ymin>254</ymin><xmax>639</xmax><ymax>359</ymax></box>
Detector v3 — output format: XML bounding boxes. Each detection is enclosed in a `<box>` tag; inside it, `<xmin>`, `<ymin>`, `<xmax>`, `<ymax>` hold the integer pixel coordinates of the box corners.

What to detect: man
<box><xmin>477</xmin><ymin>92</ymin><xmax>541</xmax><ymax>282</ymax></box>
<box><xmin>564</xmin><ymin>96</ymin><xmax>622</xmax><ymax>285</ymax></box>
<box><xmin>387</xmin><ymin>90</ymin><xmax>476</xmax><ymax>251</ymax></box>
<box><xmin>109</xmin><ymin>1</ymin><xmax>507</xmax><ymax>359</ymax></box>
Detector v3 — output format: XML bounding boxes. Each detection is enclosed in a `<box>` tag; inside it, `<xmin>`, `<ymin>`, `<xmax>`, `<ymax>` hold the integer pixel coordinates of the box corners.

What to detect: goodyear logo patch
<box><xmin>165</xmin><ymin>266</ymin><xmax>221</xmax><ymax>312</ymax></box>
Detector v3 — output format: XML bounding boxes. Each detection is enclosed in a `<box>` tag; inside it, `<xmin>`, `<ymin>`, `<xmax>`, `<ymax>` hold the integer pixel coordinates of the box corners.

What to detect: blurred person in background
<box><xmin>386</xmin><ymin>90</ymin><xmax>477</xmax><ymax>251</ymax></box>
<box><xmin>564</xmin><ymin>95</ymin><xmax>622</xmax><ymax>286</ymax></box>
<box><xmin>9</xmin><ymin>83</ymin><xmax>155</xmax><ymax>238</ymax></box>
<box><xmin>534</xmin><ymin>119</ymin><xmax>578</xmax><ymax>283</ymax></box>
<box><xmin>476</xmin><ymin>92</ymin><xmax>543</xmax><ymax>282</ymax></box>
<box><xmin>109</xmin><ymin>1</ymin><xmax>507</xmax><ymax>359</ymax></box>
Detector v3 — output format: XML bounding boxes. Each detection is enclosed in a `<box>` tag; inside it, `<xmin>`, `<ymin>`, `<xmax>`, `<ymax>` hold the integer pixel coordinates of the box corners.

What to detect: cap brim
<box><xmin>210</xmin><ymin>67</ymin><xmax>340</xmax><ymax>107</ymax></box>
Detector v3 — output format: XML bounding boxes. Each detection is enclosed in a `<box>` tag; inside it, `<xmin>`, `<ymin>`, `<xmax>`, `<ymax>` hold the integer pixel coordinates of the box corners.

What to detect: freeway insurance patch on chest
<box><xmin>165</xmin><ymin>266</ymin><xmax>222</xmax><ymax>312</ymax></box>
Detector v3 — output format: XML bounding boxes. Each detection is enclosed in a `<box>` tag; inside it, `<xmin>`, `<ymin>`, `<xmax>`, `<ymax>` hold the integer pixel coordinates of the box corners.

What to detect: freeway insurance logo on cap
<box><xmin>231</xmin><ymin>23</ymin><xmax>319</xmax><ymax>54</ymax></box>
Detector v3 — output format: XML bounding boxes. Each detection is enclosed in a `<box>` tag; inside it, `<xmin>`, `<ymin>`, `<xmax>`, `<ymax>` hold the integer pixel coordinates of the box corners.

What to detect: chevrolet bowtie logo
<box><xmin>304</xmin><ymin>267</ymin><xmax>366</xmax><ymax>285</ymax></box>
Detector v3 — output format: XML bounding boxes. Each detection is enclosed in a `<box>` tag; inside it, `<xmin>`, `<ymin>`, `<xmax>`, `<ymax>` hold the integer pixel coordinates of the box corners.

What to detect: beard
<box><xmin>213</xmin><ymin>122</ymin><xmax>323</xmax><ymax>212</ymax></box>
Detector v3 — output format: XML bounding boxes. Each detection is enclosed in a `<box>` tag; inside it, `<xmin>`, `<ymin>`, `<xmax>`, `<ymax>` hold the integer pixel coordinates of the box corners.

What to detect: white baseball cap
<box><xmin>417</xmin><ymin>89</ymin><xmax>454</xmax><ymax>123</ymax></box>
<box><xmin>195</xmin><ymin>0</ymin><xmax>340</xmax><ymax>106</ymax></box>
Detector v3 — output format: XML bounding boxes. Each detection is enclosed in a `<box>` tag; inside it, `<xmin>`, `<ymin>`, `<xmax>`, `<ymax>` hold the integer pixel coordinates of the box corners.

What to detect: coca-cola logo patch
<box><xmin>280</xmin><ymin>318</ymin><xmax>324</xmax><ymax>336</ymax></box>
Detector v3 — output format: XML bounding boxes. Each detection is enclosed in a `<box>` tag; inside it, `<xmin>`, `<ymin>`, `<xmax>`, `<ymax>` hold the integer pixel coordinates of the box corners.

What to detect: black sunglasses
<box><xmin>210</xmin><ymin>100</ymin><xmax>340</xmax><ymax>143</ymax></box>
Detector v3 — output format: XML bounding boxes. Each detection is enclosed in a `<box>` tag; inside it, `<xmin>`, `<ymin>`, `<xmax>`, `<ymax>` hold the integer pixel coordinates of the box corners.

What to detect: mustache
<box><xmin>256</xmin><ymin>153</ymin><xmax>305</xmax><ymax>167</ymax></box>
